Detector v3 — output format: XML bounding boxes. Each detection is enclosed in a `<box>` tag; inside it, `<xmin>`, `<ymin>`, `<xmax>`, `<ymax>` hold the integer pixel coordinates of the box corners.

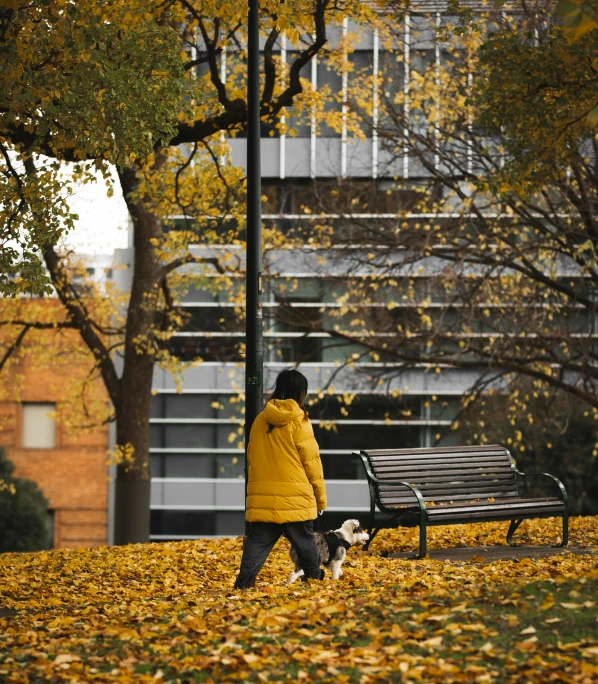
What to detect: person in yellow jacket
<box><xmin>234</xmin><ymin>369</ymin><xmax>327</xmax><ymax>589</ymax></box>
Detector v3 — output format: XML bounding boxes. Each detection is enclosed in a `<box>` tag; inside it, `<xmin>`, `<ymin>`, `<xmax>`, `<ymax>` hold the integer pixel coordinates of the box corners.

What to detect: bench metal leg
<box><xmin>415</xmin><ymin>522</ymin><xmax>427</xmax><ymax>559</ymax></box>
<box><xmin>560</xmin><ymin>509</ymin><xmax>569</xmax><ymax>548</ymax></box>
<box><xmin>508</xmin><ymin>513</ymin><xmax>569</xmax><ymax>548</ymax></box>
<box><xmin>506</xmin><ymin>518</ymin><xmax>523</xmax><ymax>546</ymax></box>
<box><xmin>364</xmin><ymin>497</ymin><xmax>378</xmax><ymax>551</ymax></box>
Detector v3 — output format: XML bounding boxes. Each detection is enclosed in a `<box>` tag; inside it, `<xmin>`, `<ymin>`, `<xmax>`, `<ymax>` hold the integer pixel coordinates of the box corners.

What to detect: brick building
<box><xmin>0</xmin><ymin>304</ymin><xmax>110</xmax><ymax>549</ymax></box>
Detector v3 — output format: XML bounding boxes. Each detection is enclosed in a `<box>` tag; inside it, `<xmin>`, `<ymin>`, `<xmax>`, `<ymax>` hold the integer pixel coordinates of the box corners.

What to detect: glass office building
<box><xmin>112</xmin><ymin>4</ymin><xmax>555</xmax><ymax>539</ymax></box>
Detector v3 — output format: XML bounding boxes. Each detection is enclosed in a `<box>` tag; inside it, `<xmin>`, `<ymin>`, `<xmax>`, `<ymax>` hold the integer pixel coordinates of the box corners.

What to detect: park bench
<box><xmin>356</xmin><ymin>444</ymin><xmax>568</xmax><ymax>558</ymax></box>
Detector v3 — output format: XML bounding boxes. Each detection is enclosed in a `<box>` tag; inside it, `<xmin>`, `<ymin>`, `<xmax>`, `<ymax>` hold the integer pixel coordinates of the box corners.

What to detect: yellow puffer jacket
<box><xmin>246</xmin><ymin>398</ymin><xmax>327</xmax><ymax>524</ymax></box>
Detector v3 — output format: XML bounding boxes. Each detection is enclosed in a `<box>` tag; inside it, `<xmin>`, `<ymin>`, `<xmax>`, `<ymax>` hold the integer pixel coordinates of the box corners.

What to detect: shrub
<box><xmin>0</xmin><ymin>448</ymin><xmax>50</xmax><ymax>553</ymax></box>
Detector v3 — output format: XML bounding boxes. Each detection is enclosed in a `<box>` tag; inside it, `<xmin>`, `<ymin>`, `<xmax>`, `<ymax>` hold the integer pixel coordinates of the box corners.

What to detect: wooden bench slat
<box><xmin>380</xmin><ymin>489</ymin><xmax>519</xmax><ymax>505</ymax></box>
<box><xmin>368</xmin><ymin>451</ymin><xmax>511</xmax><ymax>463</ymax></box>
<box><xmin>377</xmin><ymin>479</ymin><xmax>515</xmax><ymax>488</ymax></box>
<box><xmin>367</xmin><ymin>447</ymin><xmax>507</xmax><ymax>455</ymax></box>
<box><xmin>368</xmin><ymin>451</ymin><xmax>508</xmax><ymax>462</ymax></box>
<box><xmin>374</xmin><ymin>466</ymin><xmax>515</xmax><ymax>478</ymax></box>
<box><xmin>373</xmin><ymin>464</ymin><xmax>513</xmax><ymax>474</ymax></box>
<box><xmin>426</xmin><ymin>496</ymin><xmax>533</xmax><ymax>505</ymax></box>
<box><xmin>380</xmin><ymin>495</ymin><xmax>532</xmax><ymax>508</ymax></box>
<box><xmin>376</xmin><ymin>472</ymin><xmax>517</xmax><ymax>483</ymax></box>
<box><xmin>382</xmin><ymin>497</ymin><xmax>563</xmax><ymax>513</ymax></box>
<box><xmin>372</xmin><ymin>456</ymin><xmax>511</xmax><ymax>469</ymax></box>
<box><xmin>378</xmin><ymin>478</ymin><xmax>517</xmax><ymax>491</ymax></box>
<box><xmin>427</xmin><ymin>500</ymin><xmax>564</xmax><ymax>517</ymax></box>
<box><xmin>370</xmin><ymin>453</ymin><xmax>510</xmax><ymax>463</ymax></box>
<box><xmin>428</xmin><ymin>498</ymin><xmax>562</xmax><ymax>512</ymax></box>
<box><xmin>427</xmin><ymin>496</ymin><xmax>562</xmax><ymax>508</ymax></box>
<box><xmin>379</xmin><ymin>487</ymin><xmax>517</xmax><ymax>500</ymax></box>
<box><xmin>364</xmin><ymin>445</ymin><xmax>506</xmax><ymax>456</ymax></box>
<box><xmin>428</xmin><ymin>508</ymin><xmax>565</xmax><ymax>523</ymax></box>
<box><xmin>372</xmin><ymin>457</ymin><xmax>512</xmax><ymax>468</ymax></box>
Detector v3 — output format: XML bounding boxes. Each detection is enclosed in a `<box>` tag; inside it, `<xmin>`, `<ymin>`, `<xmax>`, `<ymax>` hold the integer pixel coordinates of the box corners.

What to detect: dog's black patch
<box><xmin>322</xmin><ymin>531</ymin><xmax>351</xmax><ymax>565</ymax></box>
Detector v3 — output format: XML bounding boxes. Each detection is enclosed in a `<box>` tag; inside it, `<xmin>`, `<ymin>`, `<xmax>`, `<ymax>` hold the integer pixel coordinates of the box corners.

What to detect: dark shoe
<box><xmin>234</xmin><ymin>574</ymin><xmax>256</xmax><ymax>589</ymax></box>
<box><xmin>301</xmin><ymin>568</ymin><xmax>325</xmax><ymax>582</ymax></box>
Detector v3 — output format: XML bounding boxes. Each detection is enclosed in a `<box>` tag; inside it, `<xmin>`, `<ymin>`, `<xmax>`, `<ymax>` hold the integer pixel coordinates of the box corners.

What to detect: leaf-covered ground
<box><xmin>1</xmin><ymin>517</ymin><xmax>597</xmax><ymax>683</ymax></box>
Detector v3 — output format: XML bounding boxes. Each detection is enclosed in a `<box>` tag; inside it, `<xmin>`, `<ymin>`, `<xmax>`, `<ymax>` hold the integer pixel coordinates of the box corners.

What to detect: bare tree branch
<box><xmin>162</xmin><ymin>255</ymin><xmax>224</xmax><ymax>278</ymax></box>
<box><xmin>0</xmin><ymin>325</ymin><xmax>29</xmax><ymax>373</ymax></box>
<box><xmin>171</xmin><ymin>0</ymin><xmax>331</xmax><ymax>145</ymax></box>
<box><xmin>43</xmin><ymin>243</ymin><xmax>122</xmax><ymax>408</ymax></box>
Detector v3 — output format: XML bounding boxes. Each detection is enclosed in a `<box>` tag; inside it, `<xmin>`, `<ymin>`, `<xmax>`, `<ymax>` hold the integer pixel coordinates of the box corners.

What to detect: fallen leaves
<box><xmin>0</xmin><ymin>517</ymin><xmax>596</xmax><ymax>682</ymax></box>
<box><xmin>539</xmin><ymin>592</ymin><xmax>556</xmax><ymax>611</ymax></box>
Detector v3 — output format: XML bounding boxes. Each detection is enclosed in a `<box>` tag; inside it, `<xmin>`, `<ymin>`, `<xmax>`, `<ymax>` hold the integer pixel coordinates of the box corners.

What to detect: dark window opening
<box><xmin>150</xmin><ymin>511</ymin><xmax>245</xmax><ymax>537</ymax></box>
<box><xmin>167</xmin><ymin>338</ymin><xmax>243</xmax><ymax>362</ymax></box>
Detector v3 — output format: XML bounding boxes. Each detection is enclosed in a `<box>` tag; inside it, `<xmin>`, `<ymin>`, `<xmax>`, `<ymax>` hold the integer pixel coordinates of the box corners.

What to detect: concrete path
<box><xmin>386</xmin><ymin>545</ymin><xmax>594</xmax><ymax>561</ymax></box>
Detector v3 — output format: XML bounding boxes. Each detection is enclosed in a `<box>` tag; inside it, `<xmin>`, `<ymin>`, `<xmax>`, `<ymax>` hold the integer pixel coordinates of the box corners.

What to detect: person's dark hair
<box><xmin>270</xmin><ymin>369</ymin><xmax>308</xmax><ymax>416</ymax></box>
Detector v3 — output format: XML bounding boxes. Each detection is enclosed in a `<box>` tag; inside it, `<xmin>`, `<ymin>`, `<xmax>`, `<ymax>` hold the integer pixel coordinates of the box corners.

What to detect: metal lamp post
<box><xmin>244</xmin><ymin>0</ymin><xmax>263</xmax><ymax>535</ymax></box>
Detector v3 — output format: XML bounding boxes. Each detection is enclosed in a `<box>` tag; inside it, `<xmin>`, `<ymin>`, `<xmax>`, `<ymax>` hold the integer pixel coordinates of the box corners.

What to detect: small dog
<box><xmin>288</xmin><ymin>519</ymin><xmax>369</xmax><ymax>583</ymax></box>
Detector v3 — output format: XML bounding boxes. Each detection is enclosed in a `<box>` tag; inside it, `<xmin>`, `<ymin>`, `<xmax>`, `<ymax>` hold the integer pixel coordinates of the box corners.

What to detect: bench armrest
<box><xmin>512</xmin><ymin>469</ymin><xmax>568</xmax><ymax>504</ymax></box>
<box><xmin>356</xmin><ymin>451</ymin><xmax>427</xmax><ymax>513</ymax></box>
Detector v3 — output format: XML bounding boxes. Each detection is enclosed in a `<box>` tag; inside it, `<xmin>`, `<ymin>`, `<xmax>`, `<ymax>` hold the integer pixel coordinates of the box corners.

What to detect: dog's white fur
<box><xmin>288</xmin><ymin>519</ymin><xmax>369</xmax><ymax>583</ymax></box>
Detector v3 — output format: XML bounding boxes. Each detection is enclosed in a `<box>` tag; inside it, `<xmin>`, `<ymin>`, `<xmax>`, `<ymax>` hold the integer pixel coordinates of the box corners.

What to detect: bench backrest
<box><xmin>360</xmin><ymin>445</ymin><xmax>518</xmax><ymax>508</ymax></box>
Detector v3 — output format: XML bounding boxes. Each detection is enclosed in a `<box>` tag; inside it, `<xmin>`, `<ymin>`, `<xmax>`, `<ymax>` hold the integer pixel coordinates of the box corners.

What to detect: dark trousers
<box><xmin>234</xmin><ymin>520</ymin><xmax>323</xmax><ymax>589</ymax></box>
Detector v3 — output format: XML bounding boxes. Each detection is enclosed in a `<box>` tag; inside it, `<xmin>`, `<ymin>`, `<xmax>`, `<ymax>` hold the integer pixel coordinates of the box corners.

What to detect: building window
<box><xmin>22</xmin><ymin>403</ymin><xmax>56</xmax><ymax>449</ymax></box>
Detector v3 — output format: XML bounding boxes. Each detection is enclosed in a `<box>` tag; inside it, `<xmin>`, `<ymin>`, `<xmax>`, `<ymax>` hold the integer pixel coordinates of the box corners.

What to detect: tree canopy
<box><xmin>0</xmin><ymin>1</ymin><xmax>185</xmax><ymax>295</ymax></box>
<box><xmin>0</xmin><ymin>0</ymin><xmax>395</xmax><ymax>543</ymax></box>
<box><xmin>474</xmin><ymin>1</ymin><xmax>598</xmax><ymax>189</ymax></box>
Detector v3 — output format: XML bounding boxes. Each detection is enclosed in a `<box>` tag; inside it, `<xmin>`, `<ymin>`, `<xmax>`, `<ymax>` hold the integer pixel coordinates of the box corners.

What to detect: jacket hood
<box><xmin>263</xmin><ymin>398</ymin><xmax>305</xmax><ymax>426</ymax></box>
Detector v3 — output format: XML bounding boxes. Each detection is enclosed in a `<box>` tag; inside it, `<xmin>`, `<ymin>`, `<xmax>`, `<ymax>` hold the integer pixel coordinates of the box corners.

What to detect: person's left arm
<box><xmin>294</xmin><ymin>420</ymin><xmax>327</xmax><ymax>511</ymax></box>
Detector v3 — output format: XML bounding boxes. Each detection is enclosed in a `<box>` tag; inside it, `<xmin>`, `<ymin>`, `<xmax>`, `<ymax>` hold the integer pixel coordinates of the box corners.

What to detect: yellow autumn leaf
<box><xmin>539</xmin><ymin>593</ymin><xmax>555</xmax><ymax>611</ymax></box>
<box><xmin>419</xmin><ymin>636</ymin><xmax>443</xmax><ymax>648</ymax></box>
<box><xmin>519</xmin><ymin>625</ymin><xmax>536</xmax><ymax>635</ymax></box>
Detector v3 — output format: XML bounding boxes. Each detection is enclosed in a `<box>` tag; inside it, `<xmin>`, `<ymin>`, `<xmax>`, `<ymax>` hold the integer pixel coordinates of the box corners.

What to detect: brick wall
<box><xmin>0</xmin><ymin>312</ymin><xmax>110</xmax><ymax>549</ymax></box>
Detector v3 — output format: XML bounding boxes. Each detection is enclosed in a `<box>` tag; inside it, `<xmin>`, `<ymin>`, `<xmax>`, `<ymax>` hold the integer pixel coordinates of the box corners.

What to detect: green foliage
<box><xmin>493</xmin><ymin>0</ymin><xmax>598</xmax><ymax>38</ymax></box>
<box><xmin>0</xmin><ymin>448</ymin><xmax>50</xmax><ymax>553</ymax></box>
<box><xmin>554</xmin><ymin>0</ymin><xmax>598</xmax><ymax>39</ymax></box>
<box><xmin>0</xmin><ymin>157</ymin><xmax>77</xmax><ymax>296</ymax></box>
<box><xmin>474</xmin><ymin>25</ymin><xmax>598</xmax><ymax>190</ymax></box>
<box><xmin>1</xmin><ymin>3</ymin><xmax>185</xmax><ymax>164</ymax></box>
<box><xmin>0</xmin><ymin>2</ymin><xmax>186</xmax><ymax>296</ymax></box>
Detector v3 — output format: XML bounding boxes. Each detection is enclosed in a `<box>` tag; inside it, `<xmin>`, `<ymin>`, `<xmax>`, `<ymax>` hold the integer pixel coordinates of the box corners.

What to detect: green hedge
<box><xmin>0</xmin><ymin>448</ymin><xmax>50</xmax><ymax>553</ymax></box>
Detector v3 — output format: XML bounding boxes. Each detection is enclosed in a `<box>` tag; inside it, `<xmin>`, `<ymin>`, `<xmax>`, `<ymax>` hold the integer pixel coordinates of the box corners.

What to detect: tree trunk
<box><xmin>113</xmin><ymin>374</ymin><xmax>154</xmax><ymax>545</ymax></box>
<box><xmin>113</xmin><ymin>161</ymin><xmax>164</xmax><ymax>545</ymax></box>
